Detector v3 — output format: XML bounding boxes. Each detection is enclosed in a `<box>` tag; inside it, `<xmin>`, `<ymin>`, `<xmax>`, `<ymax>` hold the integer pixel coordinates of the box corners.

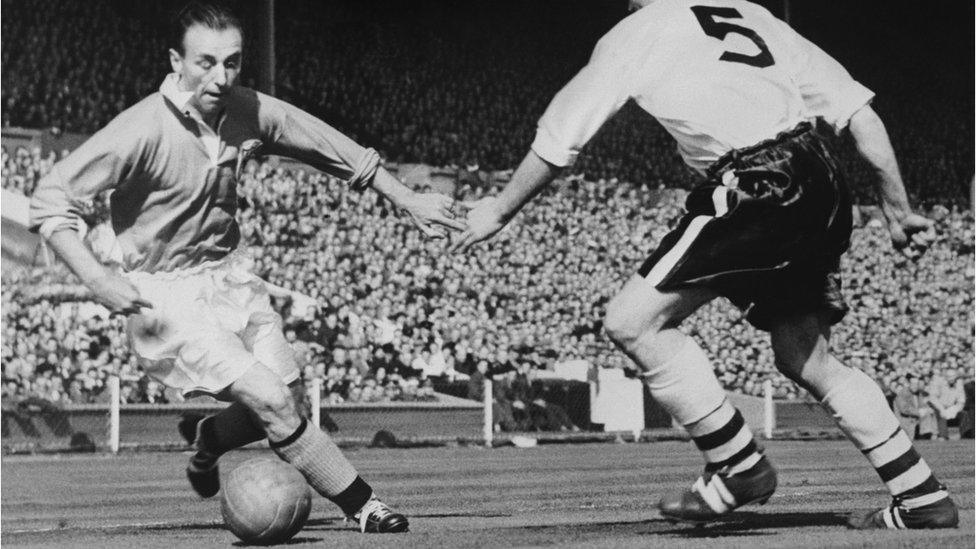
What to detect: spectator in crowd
<box><xmin>958</xmin><ymin>373</ymin><xmax>975</xmax><ymax>440</ymax></box>
<box><xmin>466</xmin><ymin>359</ymin><xmax>489</xmax><ymax>403</ymax></box>
<box><xmin>928</xmin><ymin>369</ymin><xmax>965</xmax><ymax>440</ymax></box>
<box><xmin>894</xmin><ymin>374</ymin><xmax>938</xmax><ymax>440</ymax></box>
<box><xmin>489</xmin><ymin>368</ymin><xmax>519</xmax><ymax>432</ymax></box>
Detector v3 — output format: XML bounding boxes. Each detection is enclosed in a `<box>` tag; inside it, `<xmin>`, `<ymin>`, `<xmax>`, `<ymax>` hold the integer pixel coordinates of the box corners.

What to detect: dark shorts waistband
<box><xmin>706</xmin><ymin>122</ymin><xmax>815</xmax><ymax>179</ymax></box>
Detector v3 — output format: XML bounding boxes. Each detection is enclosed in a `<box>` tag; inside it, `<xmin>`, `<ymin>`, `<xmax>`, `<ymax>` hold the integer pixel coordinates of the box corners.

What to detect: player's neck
<box><xmin>185</xmin><ymin>100</ymin><xmax>224</xmax><ymax>131</ymax></box>
<box><xmin>201</xmin><ymin>111</ymin><xmax>223</xmax><ymax>130</ymax></box>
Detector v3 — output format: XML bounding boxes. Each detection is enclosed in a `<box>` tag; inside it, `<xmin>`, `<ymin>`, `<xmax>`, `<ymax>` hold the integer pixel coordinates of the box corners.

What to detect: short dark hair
<box><xmin>172</xmin><ymin>2</ymin><xmax>242</xmax><ymax>55</ymax></box>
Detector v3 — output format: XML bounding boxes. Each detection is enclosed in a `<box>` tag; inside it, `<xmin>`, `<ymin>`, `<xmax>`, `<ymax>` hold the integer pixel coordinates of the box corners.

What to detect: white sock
<box><xmin>640</xmin><ymin>335</ymin><xmax>727</xmax><ymax>425</ymax></box>
<box><xmin>820</xmin><ymin>365</ymin><xmax>943</xmax><ymax>498</ymax></box>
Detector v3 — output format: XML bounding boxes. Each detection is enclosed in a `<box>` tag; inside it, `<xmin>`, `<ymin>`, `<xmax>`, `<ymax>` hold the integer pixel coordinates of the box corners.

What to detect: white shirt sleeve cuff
<box><xmin>531</xmin><ymin>129</ymin><xmax>578</xmax><ymax>168</ymax></box>
<box><xmin>829</xmin><ymin>84</ymin><xmax>875</xmax><ymax>134</ymax></box>
<box><xmin>38</xmin><ymin>216</ymin><xmax>84</xmax><ymax>240</ymax></box>
<box><xmin>348</xmin><ymin>147</ymin><xmax>381</xmax><ymax>190</ymax></box>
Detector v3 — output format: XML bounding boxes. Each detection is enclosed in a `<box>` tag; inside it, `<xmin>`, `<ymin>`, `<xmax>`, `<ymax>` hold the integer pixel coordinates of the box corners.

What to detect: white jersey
<box><xmin>531</xmin><ymin>0</ymin><xmax>874</xmax><ymax>174</ymax></box>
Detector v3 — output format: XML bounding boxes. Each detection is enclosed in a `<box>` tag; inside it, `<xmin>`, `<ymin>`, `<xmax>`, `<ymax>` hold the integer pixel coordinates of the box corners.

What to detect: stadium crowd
<box><xmin>1</xmin><ymin>1</ymin><xmax>972</xmax><ymax>433</ymax></box>
<box><xmin>3</xmin><ymin>149</ymin><xmax>973</xmax><ymax>413</ymax></box>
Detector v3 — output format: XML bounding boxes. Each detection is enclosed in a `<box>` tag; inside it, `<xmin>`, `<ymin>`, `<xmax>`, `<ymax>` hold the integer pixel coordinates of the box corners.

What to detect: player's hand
<box><xmin>87</xmin><ymin>274</ymin><xmax>153</xmax><ymax>315</ymax></box>
<box><xmin>402</xmin><ymin>191</ymin><xmax>467</xmax><ymax>240</ymax></box>
<box><xmin>450</xmin><ymin>197</ymin><xmax>506</xmax><ymax>253</ymax></box>
<box><xmin>884</xmin><ymin>209</ymin><xmax>935</xmax><ymax>251</ymax></box>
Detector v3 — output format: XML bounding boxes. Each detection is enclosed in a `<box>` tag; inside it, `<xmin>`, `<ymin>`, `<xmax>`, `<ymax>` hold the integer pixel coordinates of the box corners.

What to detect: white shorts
<box><xmin>124</xmin><ymin>253</ymin><xmax>299</xmax><ymax>397</ymax></box>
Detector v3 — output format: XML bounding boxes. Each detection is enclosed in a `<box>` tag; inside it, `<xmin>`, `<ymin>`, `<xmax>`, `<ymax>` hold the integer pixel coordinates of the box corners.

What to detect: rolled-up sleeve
<box><xmin>259</xmin><ymin>93</ymin><xmax>380</xmax><ymax>189</ymax></box>
<box><xmin>29</xmin><ymin>114</ymin><xmax>140</xmax><ymax>238</ymax></box>
<box><xmin>531</xmin><ymin>34</ymin><xmax>636</xmax><ymax>168</ymax></box>
<box><xmin>786</xmin><ymin>27</ymin><xmax>874</xmax><ymax>134</ymax></box>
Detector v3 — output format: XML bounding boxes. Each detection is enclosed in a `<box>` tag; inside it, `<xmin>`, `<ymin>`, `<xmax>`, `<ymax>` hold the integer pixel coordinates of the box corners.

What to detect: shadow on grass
<box><xmin>144</xmin><ymin>510</ymin><xmax>848</xmax><ymax>541</ymax></box>
<box><xmin>144</xmin><ymin>523</ymin><xmax>323</xmax><ymax>546</ymax></box>
<box><xmin>231</xmin><ymin>537</ymin><xmax>320</xmax><ymax>546</ymax></box>
<box><xmin>485</xmin><ymin>511</ymin><xmax>847</xmax><ymax>540</ymax></box>
<box><xmin>404</xmin><ymin>511</ymin><xmax>514</xmax><ymax>519</ymax></box>
<box><xmin>145</xmin><ymin>522</ymin><xmax>224</xmax><ymax>531</ymax></box>
<box><xmin>663</xmin><ymin>510</ymin><xmax>848</xmax><ymax>538</ymax></box>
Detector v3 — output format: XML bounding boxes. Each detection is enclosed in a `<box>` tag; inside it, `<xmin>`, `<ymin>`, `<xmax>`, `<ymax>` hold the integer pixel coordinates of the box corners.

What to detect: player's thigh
<box><xmin>240</xmin><ymin>310</ymin><xmax>306</xmax><ymax>417</ymax></box>
<box><xmin>130</xmin><ymin>308</ymin><xmax>266</xmax><ymax>399</ymax></box>
<box><xmin>604</xmin><ymin>274</ymin><xmax>716</xmax><ymax>339</ymax></box>
<box><xmin>242</xmin><ymin>311</ymin><xmax>301</xmax><ymax>385</ymax></box>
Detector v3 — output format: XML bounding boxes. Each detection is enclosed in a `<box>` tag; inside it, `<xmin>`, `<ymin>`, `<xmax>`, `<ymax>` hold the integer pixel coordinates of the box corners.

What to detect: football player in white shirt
<box><xmin>454</xmin><ymin>0</ymin><xmax>957</xmax><ymax>530</ymax></box>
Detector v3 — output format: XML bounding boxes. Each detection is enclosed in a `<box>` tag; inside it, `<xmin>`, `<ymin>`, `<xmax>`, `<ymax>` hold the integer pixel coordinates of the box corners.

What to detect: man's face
<box><xmin>169</xmin><ymin>24</ymin><xmax>242</xmax><ymax>118</ymax></box>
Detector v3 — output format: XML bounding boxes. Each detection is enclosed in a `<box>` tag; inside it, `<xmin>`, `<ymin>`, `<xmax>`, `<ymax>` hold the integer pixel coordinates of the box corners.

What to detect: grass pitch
<box><xmin>2</xmin><ymin>439</ymin><xmax>972</xmax><ymax>548</ymax></box>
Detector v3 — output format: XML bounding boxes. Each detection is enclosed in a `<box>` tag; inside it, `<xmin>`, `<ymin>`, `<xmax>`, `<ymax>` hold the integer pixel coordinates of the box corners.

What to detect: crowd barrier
<box><xmin>2</xmin><ymin>376</ymin><xmax>852</xmax><ymax>454</ymax></box>
<box><xmin>1</xmin><ymin>390</ymin><xmax>484</xmax><ymax>454</ymax></box>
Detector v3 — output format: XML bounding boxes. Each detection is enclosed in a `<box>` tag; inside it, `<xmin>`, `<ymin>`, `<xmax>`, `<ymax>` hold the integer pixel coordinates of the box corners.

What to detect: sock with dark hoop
<box><xmin>270</xmin><ymin>418</ymin><xmax>373</xmax><ymax>516</ymax></box>
<box><xmin>688</xmin><ymin>400</ymin><xmax>763</xmax><ymax>475</ymax></box>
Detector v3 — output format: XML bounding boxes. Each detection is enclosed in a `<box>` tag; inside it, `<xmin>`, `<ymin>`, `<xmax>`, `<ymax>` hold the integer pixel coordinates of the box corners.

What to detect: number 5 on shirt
<box><xmin>691</xmin><ymin>5</ymin><xmax>775</xmax><ymax>68</ymax></box>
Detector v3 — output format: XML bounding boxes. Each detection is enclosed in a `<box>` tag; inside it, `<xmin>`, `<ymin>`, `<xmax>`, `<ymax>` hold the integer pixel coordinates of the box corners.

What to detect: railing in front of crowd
<box><xmin>1</xmin><ymin>376</ymin><xmax>859</xmax><ymax>455</ymax></box>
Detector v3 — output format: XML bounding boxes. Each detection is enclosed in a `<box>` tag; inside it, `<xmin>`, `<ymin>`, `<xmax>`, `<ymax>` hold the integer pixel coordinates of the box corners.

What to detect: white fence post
<box><xmin>109</xmin><ymin>375</ymin><xmax>120</xmax><ymax>454</ymax></box>
<box><xmin>310</xmin><ymin>377</ymin><xmax>322</xmax><ymax>429</ymax></box>
<box><xmin>763</xmin><ymin>379</ymin><xmax>775</xmax><ymax>439</ymax></box>
<box><xmin>483</xmin><ymin>378</ymin><xmax>493</xmax><ymax>448</ymax></box>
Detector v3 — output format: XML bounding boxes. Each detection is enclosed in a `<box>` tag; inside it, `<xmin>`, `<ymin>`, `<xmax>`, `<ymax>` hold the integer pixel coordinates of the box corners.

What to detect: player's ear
<box><xmin>169</xmin><ymin>48</ymin><xmax>184</xmax><ymax>74</ymax></box>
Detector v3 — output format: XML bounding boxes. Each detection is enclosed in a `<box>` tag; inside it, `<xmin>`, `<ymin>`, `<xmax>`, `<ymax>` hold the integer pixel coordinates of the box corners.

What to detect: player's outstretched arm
<box><xmin>259</xmin><ymin>95</ymin><xmax>466</xmax><ymax>239</ymax></box>
<box><xmin>45</xmin><ymin>229</ymin><xmax>152</xmax><ymax>315</ymax></box>
<box><xmin>451</xmin><ymin>150</ymin><xmax>559</xmax><ymax>253</ymax></box>
<box><xmin>450</xmin><ymin>20</ymin><xmax>634</xmax><ymax>254</ymax></box>
<box><xmin>848</xmin><ymin>105</ymin><xmax>933</xmax><ymax>249</ymax></box>
<box><xmin>371</xmin><ymin>168</ymin><xmax>466</xmax><ymax>239</ymax></box>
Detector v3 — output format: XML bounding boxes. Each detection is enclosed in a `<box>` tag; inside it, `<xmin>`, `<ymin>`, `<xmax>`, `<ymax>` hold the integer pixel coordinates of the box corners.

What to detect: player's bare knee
<box><xmin>604</xmin><ymin>301</ymin><xmax>664</xmax><ymax>349</ymax></box>
<box><xmin>603</xmin><ymin>308</ymin><xmax>638</xmax><ymax>348</ymax></box>
<box><xmin>248</xmin><ymin>384</ymin><xmax>301</xmax><ymax>437</ymax></box>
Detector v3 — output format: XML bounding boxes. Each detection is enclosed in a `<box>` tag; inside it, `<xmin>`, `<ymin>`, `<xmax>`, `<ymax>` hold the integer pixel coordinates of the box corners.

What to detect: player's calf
<box><xmin>769</xmin><ymin>320</ymin><xmax>960</xmax><ymax>532</ymax></box>
<box><xmin>270</xmin><ymin>418</ymin><xmax>409</xmax><ymax>533</ymax></box>
<box><xmin>232</xmin><ymin>364</ymin><xmax>409</xmax><ymax>533</ymax></box>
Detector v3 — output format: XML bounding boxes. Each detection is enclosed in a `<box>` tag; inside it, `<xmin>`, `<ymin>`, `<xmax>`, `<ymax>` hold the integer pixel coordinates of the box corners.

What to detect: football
<box><xmin>220</xmin><ymin>458</ymin><xmax>312</xmax><ymax>545</ymax></box>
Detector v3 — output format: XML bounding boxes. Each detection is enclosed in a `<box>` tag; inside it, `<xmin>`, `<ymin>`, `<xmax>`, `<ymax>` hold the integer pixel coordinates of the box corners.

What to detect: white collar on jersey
<box><xmin>159</xmin><ymin>73</ymin><xmax>199</xmax><ymax>119</ymax></box>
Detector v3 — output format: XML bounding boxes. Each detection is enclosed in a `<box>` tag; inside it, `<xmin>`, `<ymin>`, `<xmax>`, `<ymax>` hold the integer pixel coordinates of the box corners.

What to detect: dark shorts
<box><xmin>638</xmin><ymin>123</ymin><xmax>853</xmax><ymax>331</ymax></box>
